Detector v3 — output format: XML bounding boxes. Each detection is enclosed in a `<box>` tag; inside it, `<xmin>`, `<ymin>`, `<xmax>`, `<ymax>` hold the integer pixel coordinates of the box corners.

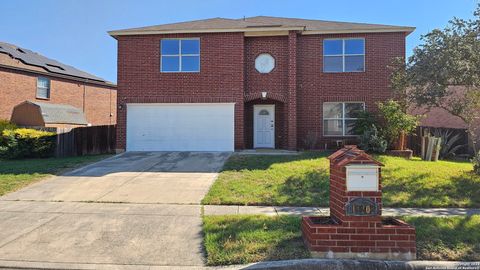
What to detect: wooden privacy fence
<box><xmin>55</xmin><ymin>125</ymin><xmax>116</xmax><ymax>157</ymax></box>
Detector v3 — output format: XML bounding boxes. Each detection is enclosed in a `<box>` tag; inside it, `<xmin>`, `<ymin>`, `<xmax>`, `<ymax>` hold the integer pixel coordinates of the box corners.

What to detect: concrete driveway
<box><xmin>0</xmin><ymin>152</ymin><xmax>230</xmax><ymax>269</ymax></box>
<box><xmin>1</xmin><ymin>151</ymin><xmax>229</xmax><ymax>204</ymax></box>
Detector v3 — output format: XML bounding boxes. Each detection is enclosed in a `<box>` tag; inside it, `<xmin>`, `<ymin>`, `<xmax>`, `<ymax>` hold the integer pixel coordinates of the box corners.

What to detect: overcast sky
<box><xmin>0</xmin><ymin>0</ymin><xmax>477</xmax><ymax>83</ymax></box>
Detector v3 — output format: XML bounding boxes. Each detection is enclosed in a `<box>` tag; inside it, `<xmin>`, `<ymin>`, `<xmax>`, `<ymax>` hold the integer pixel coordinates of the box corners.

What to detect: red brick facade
<box><xmin>115</xmin><ymin>31</ymin><xmax>407</xmax><ymax>151</ymax></box>
<box><xmin>0</xmin><ymin>55</ymin><xmax>117</xmax><ymax>126</ymax></box>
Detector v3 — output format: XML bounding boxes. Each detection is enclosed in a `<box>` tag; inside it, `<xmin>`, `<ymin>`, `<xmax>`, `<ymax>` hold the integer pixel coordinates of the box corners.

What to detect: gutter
<box><xmin>108</xmin><ymin>26</ymin><xmax>415</xmax><ymax>37</ymax></box>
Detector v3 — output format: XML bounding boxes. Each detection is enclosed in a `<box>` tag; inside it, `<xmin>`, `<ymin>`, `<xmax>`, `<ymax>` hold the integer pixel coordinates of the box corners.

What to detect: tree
<box><xmin>391</xmin><ymin>4</ymin><xmax>480</xmax><ymax>153</ymax></box>
<box><xmin>378</xmin><ymin>100</ymin><xmax>419</xmax><ymax>150</ymax></box>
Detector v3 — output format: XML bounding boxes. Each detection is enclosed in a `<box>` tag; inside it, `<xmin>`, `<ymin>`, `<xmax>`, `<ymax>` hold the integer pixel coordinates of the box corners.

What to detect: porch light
<box><xmin>261</xmin><ymin>92</ymin><xmax>267</xmax><ymax>100</ymax></box>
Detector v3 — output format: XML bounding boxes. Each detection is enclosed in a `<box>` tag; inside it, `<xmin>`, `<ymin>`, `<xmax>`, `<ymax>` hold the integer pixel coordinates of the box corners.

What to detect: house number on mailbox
<box><xmin>346</xmin><ymin>197</ymin><xmax>378</xmax><ymax>216</ymax></box>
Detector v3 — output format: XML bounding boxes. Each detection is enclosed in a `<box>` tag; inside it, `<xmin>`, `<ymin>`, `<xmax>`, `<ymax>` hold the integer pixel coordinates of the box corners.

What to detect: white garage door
<box><xmin>126</xmin><ymin>103</ymin><xmax>234</xmax><ymax>151</ymax></box>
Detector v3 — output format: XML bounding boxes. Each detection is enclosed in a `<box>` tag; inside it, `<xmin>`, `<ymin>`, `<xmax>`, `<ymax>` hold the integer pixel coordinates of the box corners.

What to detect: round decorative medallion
<box><xmin>255</xmin><ymin>53</ymin><xmax>275</xmax><ymax>73</ymax></box>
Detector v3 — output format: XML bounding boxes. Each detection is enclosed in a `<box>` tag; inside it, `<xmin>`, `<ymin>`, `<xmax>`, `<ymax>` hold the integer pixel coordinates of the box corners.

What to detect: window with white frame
<box><xmin>36</xmin><ymin>77</ymin><xmax>50</xmax><ymax>99</ymax></box>
<box><xmin>323</xmin><ymin>38</ymin><xmax>365</xmax><ymax>72</ymax></box>
<box><xmin>323</xmin><ymin>102</ymin><xmax>365</xmax><ymax>136</ymax></box>
<box><xmin>161</xmin><ymin>39</ymin><xmax>200</xmax><ymax>72</ymax></box>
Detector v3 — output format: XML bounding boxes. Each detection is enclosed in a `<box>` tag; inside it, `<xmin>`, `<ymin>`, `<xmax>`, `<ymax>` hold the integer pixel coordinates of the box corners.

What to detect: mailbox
<box><xmin>346</xmin><ymin>165</ymin><xmax>379</xmax><ymax>191</ymax></box>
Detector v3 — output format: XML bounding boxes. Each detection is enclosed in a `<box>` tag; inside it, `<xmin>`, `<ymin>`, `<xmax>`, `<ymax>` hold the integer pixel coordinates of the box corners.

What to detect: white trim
<box><xmin>109</xmin><ymin>27</ymin><xmax>305</xmax><ymax>36</ymax></box>
<box><xmin>108</xmin><ymin>27</ymin><xmax>415</xmax><ymax>37</ymax></box>
<box><xmin>323</xmin><ymin>38</ymin><xmax>365</xmax><ymax>73</ymax></box>
<box><xmin>253</xmin><ymin>104</ymin><xmax>275</xmax><ymax>148</ymax></box>
<box><xmin>244</xmin><ymin>30</ymin><xmax>290</xmax><ymax>37</ymax></box>
<box><xmin>302</xmin><ymin>27</ymin><xmax>415</xmax><ymax>35</ymax></box>
<box><xmin>160</xmin><ymin>38</ymin><xmax>200</xmax><ymax>73</ymax></box>
<box><xmin>323</xmin><ymin>102</ymin><xmax>365</xmax><ymax>137</ymax></box>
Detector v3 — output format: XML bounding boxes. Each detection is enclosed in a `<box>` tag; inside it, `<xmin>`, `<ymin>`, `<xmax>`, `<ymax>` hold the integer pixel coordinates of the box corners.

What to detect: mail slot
<box><xmin>346</xmin><ymin>165</ymin><xmax>379</xmax><ymax>191</ymax></box>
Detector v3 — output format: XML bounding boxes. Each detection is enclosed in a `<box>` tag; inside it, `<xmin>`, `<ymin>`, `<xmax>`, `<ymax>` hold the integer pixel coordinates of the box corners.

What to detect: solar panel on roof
<box><xmin>0</xmin><ymin>41</ymin><xmax>107</xmax><ymax>82</ymax></box>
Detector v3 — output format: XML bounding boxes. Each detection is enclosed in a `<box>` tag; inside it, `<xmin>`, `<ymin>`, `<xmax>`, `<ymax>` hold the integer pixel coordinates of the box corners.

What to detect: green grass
<box><xmin>0</xmin><ymin>155</ymin><xmax>112</xmax><ymax>196</ymax></box>
<box><xmin>203</xmin><ymin>215</ymin><xmax>480</xmax><ymax>265</ymax></box>
<box><xmin>203</xmin><ymin>152</ymin><xmax>330</xmax><ymax>206</ymax></box>
<box><xmin>405</xmin><ymin>215</ymin><xmax>480</xmax><ymax>261</ymax></box>
<box><xmin>202</xmin><ymin>152</ymin><xmax>480</xmax><ymax>208</ymax></box>
<box><xmin>203</xmin><ymin>215</ymin><xmax>310</xmax><ymax>266</ymax></box>
<box><xmin>379</xmin><ymin>155</ymin><xmax>479</xmax><ymax>207</ymax></box>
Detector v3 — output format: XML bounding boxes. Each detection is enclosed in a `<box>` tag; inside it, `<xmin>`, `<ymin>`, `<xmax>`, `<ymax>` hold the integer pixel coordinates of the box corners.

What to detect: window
<box><xmin>323</xmin><ymin>38</ymin><xmax>365</xmax><ymax>72</ymax></box>
<box><xmin>259</xmin><ymin>109</ymin><xmax>270</xmax><ymax>115</ymax></box>
<box><xmin>36</xmin><ymin>77</ymin><xmax>50</xmax><ymax>99</ymax></box>
<box><xmin>323</xmin><ymin>102</ymin><xmax>365</xmax><ymax>136</ymax></box>
<box><xmin>161</xmin><ymin>39</ymin><xmax>200</xmax><ymax>72</ymax></box>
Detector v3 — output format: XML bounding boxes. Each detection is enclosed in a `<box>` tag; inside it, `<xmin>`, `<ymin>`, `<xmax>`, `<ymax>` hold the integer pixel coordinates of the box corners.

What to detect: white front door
<box><xmin>254</xmin><ymin>105</ymin><xmax>275</xmax><ymax>148</ymax></box>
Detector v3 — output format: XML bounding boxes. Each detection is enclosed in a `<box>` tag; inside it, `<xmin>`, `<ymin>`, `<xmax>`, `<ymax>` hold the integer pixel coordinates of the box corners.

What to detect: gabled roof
<box><xmin>328</xmin><ymin>145</ymin><xmax>383</xmax><ymax>167</ymax></box>
<box><xmin>19</xmin><ymin>101</ymin><xmax>88</xmax><ymax>125</ymax></box>
<box><xmin>0</xmin><ymin>42</ymin><xmax>113</xmax><ymax>85</ymax></box>
<box><xmin>109</xmin><ymin>16</ymin><xmax>414</xmax><ymax>36</ymax></box>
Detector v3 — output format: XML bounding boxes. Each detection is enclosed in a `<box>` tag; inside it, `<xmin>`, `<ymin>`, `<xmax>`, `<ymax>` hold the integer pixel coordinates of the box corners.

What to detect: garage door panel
<box><xmin>126</xmin><ymin>104</ymin><xmax>234</xmax><ymax>151</ymax></box>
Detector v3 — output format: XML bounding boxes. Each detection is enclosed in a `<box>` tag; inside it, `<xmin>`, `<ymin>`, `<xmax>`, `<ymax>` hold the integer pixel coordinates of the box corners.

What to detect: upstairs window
<box><xmin>36</xmin><ymin>77</ymin><xmax>50</xmax><ymax>99</ymax></box>
<box><xmin>161</xmin><ymin>39</ymin><xmax>200</xmax><ymax>72</ymax></box>
<box><xmin>323</xmin><ymin>38</ymin><xmax>365</xmax><ymax>72</ymax></box>
<box><xmin>323</xmin><ymin>102</ymin><xmax>365</xmax><ymax>136</ymax></box>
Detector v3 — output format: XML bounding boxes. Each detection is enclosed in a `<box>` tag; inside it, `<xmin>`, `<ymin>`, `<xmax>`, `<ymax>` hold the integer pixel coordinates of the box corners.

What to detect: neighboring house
<box><xmin>109</xmin><ymin>16</ymin><xmax>414</xmax><ymax>152</ymax></box>
<box><xmin>0</xmin><ymin>42</ymin><xmax>117</xmax><ymax>129</ymax></box>
<box><xmin>410</xmin><ymin>86</ymin><xmax>480</xmax><ymax>153</ymax></box>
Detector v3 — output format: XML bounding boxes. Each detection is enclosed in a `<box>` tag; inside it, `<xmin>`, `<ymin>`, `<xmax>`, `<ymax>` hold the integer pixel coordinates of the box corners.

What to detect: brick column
<box><xmin>286</xmin><ymin>31</ymin><xmax>297</xmax><ymax>150</ymax></box>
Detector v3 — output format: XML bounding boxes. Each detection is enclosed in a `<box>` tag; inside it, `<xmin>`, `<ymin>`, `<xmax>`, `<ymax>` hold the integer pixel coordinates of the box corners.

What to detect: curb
<box><xmin>234</xmin><ymin>259</ymin><xmax>480</xmax><ymax>270</ymax></box>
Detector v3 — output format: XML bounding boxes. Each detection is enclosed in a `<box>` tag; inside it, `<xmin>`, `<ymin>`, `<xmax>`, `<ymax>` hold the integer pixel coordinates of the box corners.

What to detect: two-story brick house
<box><xmin>0</xmin><ymin>42</ymin><xmax>116</xmax><ymax>128</ymax></box>
<box><xmin>109</xmin><ymin>17</ymin><xmax>414</xmax><ymax>152</ymax></box>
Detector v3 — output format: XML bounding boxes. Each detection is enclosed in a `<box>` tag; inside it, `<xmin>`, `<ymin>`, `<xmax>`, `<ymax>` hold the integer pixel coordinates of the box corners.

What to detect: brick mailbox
<box><xmin>302</xmin><ymin>145</ymin><xmax>416</xmax><ymax>260</ymax></box>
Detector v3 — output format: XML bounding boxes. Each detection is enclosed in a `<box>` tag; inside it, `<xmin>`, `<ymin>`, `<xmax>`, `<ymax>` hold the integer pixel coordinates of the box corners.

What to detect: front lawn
<box><xmin>202</xmin><ymin>152</ymin><xmax>480</xmax><ymax>208</ymax></box>
<box><xmin>203</xmin><ymin>215</ymin><xmax>480</xmax><ymax>265</ymax></box>
<box><xmin>203</xmin><ymin>215</ymin><xmax>309</xmax><ymax>266</ymax></box>
<box><xmin>0</xmin><ymin>155</ymin><xmax>111</xmax><ymax>196</ymax></box>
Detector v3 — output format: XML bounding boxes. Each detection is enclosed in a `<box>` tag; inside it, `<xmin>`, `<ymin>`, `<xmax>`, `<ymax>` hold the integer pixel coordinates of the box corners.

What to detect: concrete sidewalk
<box><xmin>203</xmin><ymin>205</ymin><xmax>480</xmax><ymax>216</ymax></box>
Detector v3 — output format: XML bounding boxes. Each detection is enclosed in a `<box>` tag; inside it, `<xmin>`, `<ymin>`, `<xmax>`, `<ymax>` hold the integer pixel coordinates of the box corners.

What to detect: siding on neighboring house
<box><xmin>410</xmin><ymin>86</ymin><xmax>480</xmax><ymax>152</ymax></box>
<box><xmin>0</xmin><ymin>53</ymin><xmax>117</xmax><ymax>126</ymax></box>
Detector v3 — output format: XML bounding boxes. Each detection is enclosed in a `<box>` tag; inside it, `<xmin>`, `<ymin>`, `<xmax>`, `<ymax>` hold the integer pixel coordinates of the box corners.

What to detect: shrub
<box><xmin>473</xmin><ymin>151</ymin><xmax>480</xmax><ymax>175</ymax></box>
<box><xmin>358</xmin><ymin>125</ymin><xmax>388</xmax><ymax>153</ymax></box>
<box><xmin>0</xmin><ymin>120</ymin><xmax>17</xmax><ymax>133</ymax></box>
<box><xmin>430</xmin><ymin>128</ymin><xmax>467</xmax><ymax>160</ymax></box>
<box><xmin>377</xmin><ymin>100</ymin><xmax>420</xmax><ymax>149</ymax></box>
<box><xmin>0</xmin><ymin>128</ymin><xmax>56</xmax><ymax>159</ymax></box>
<box><xmin>354</xmin><ymin>111</ymin><xmax>378</xmax><ymax>135</ymax></box>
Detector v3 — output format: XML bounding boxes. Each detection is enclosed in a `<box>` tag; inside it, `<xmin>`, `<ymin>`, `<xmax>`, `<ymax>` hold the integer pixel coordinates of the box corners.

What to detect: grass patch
<box><xmin>405</xmin><ymin>215</ymin><xmax>480</xmax><ymax>261</ymax></box>
<box><xmin>203</xmin><ymin>215</ymin><xmax>480</xmax><ymax>265</ymax></box>
<box><xmin>202</xmin><ymin>152</ymin><xmax>480</xmax><ymax>208</ymax></box>
<box><xmin>379</xmin><ymin>156</ymin><xmax>479</xmax><ymax>207</ymax></box>
<box><xmin>203</xmin><ymin>215</ymin><xmax>309</xmax><ymax>266</ymax></box>
<box><xmin>0</xmin><ymin>154</ymin><xmax>111</xmax><ymax>196</ymax></box>
<box><xmin>203</xmin><ymin>152</ymin><xmax>330</xmax><ymax>206</ymax></box>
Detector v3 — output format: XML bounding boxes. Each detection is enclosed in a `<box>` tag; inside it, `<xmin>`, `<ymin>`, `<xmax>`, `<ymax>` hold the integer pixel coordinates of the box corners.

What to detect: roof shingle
<box><xmin>0</xmin><ymin>41</ymin><xmax>110</xmax><ymax>83</ymax></box>
<box><xmin>109</xmin><ymin>16</ymin><xmax>414</xmax><ymax>36</ymax></box>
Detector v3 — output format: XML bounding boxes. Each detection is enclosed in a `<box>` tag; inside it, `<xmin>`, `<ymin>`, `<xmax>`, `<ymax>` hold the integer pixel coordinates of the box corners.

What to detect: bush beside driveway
<box><xmin>202</xmin><ymin>152</ymin><xmax>480</xmax><ymax>208</ymax></box>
